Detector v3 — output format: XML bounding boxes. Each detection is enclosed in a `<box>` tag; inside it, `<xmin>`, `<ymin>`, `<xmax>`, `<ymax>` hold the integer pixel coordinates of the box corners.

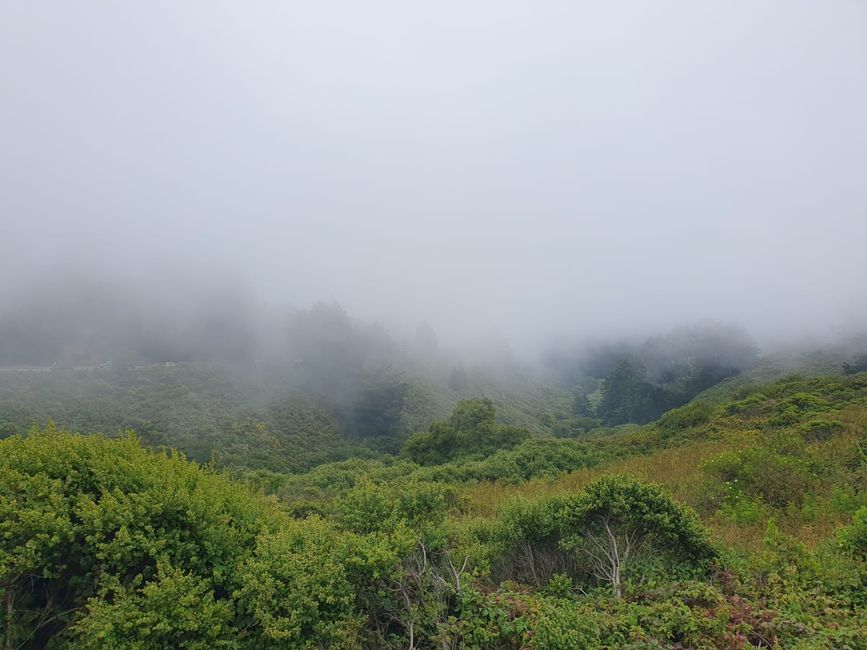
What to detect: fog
<box><xmin>2</xmin><ymin>1</ymin><xmax>867</xmax><ymax>358</ymax></box>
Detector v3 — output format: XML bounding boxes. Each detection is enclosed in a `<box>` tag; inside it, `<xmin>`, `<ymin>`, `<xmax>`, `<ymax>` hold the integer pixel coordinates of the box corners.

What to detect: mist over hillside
<box><xmin>2</xmin><ymin>2</ymin><xmax>867</xmax><ymax>647</ymax></box>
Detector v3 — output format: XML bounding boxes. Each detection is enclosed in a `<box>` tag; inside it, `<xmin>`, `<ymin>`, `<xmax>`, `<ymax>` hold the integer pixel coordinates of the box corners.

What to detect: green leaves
<box><xmin>72</xmin><ymin>564</ymin><xmax>236</xmax><ymax>649</ymax></box>
<box><xmin>235</xmin><ymin>520</ymin><xmax>358</xmax><ymax>647</ymax></box>
<box><xmin>701</xmin><ymin>439</ymin><xmax>814</xmax><ymax>511</ymax></box>
<box><xmin>337</xmin><ymin>479</ymin><xmax>449</xmax><ymax>538</ymax></box>
<box><xmin>402</xmin><ymin>398</ymin><xmax>529</xmax><ymax>465</ymax></box>
<box><xmin>1</xmin><ymin>426</ymin><xmax>426</xmax><ymax>648</ymax></box>
<box><xmin>837</xmin><ymin>506</ymin><xmax>867</xmax><ymax>560</ymax></box>
<box><xmin>3</xmin><ymin>369</ymin><xmax>867</xmax><ymax>649</ymax></box>
<box><xmin>493</xmin><ymin>475</ymin><xmax>716</xmax><ymax>597</ymax></box>
<box><xmin>568</xmin><ymin>475</ymin><xmax>716</xmax><ymax>564</ymax></box>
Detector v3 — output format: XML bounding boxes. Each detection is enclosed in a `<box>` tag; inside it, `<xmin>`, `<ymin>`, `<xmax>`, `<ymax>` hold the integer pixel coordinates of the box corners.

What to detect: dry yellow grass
<box><xmin>456</xmin><ymin>438</ymin><xmax>737</xmax><ymax>518</ymax></box>
<box><xmin>453</xmin><ymin>400</ymin><xmax>867</xmax><ymax>551</ymax></box>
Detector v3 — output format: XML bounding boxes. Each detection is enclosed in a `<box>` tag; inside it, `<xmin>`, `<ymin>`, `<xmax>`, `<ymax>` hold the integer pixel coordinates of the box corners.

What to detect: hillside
<box><xmin>4</xmin><ymin>1</ymin><xmax>866</xmax><ymax>646</ymax></box>
<box><xmin>0</xmin><ymin>360</ymin><xmax>575</xmax><ymax>473</ymax></box>
<box><xmin>2</xmin><ymin>371</ymin><xmax>865</xmax><ymax>648</ymax></box>
<box><xmin>690</xmin><ymin>348</ymin><xmax>852</xmax><ymax>406</ymax></box>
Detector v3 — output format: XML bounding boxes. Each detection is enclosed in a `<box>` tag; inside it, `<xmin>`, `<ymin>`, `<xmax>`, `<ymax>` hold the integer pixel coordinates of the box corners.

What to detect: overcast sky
<box><xmin>2</xmin><ymin>1</ymin><xmax>866</xmax><ymax>350</ymax></box>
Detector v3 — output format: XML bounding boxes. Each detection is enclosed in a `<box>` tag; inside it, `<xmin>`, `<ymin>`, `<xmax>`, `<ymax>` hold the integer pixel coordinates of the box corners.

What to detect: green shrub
<box><xmin>725</xmin><ymin>393</ymin><xmax>767</xmax><ymax>415</ymax></box>
<box><xmin>337</xmin><ymin>479</ymin><xmax>450</xmax><ymax>538</ymax></box>
<box><xmin>495</xmin><ymin>476</ymin><xmax>716</xmax><ymax>598</ymax></box>
<box><xmin>437</xmin><ymin>586</ymin><xmax>529</xmax><ymax>649</ymax></box>
<box><xmin>837</xmin><ymin>506</ymin><xmax>867</xmax><ymax>560</ymax></box>
<box><xmin>402</xmin><ymin>399</ymin><xmax>529</xmax><ymax>465</ymax></box>
<box><xmin>0</xmin><ymin>426</ymin><xmax>420</xmax><ymax>648</ymax></box>
<box><xmin>0</xmin><ymin>425</ymin><xmax>280</xmax><ymax>647</ymax></box>
<box><xmin>235</xmin><ymin>519</ymin><xmax>361</xmax><ymax>648</ymax></box>
<box><xmin>702</xmin><ymin>442</ymin><xmax>814</xmax><ymax>510</ymax></box>
<box><xmin>717</xmin><ymin>495</ymin><xmax>768</xmax><ymax>525</ymax></box>
<box><xmin>526</xmin><ymin>600</ymin><xmax>597</xmax><ymax>649</ymax></box>
<box><xmin>799</xmin><ymin>419</ymin><xmax>845</xmax><ymax>442</ymax></box>
<box><xmin>655</xmin><ymin>402</ymin><xmax>714</xmax><ymax>436</ymax></box>
<box><xmin>71</xmin><ymin>564</ymin><xmax>236</xmax><ymax>649</ymax></box>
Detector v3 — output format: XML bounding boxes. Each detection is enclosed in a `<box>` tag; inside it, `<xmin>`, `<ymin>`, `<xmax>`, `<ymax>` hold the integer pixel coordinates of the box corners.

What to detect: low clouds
<box><xmin>2</xmin><ymin>1</ymin><xmax>866</xmax><ymax>352</ymax></box>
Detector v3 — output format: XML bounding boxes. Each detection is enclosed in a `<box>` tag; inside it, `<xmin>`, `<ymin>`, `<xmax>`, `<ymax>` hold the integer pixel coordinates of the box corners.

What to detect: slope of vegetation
<box><xmin>3</xmin><ymin>371</ymin><xmax>866</xmax><ymax>648</ymax></box>
<box><xmin>545</xmin><ymin>323</ymin><xmax>761</xmax><ymax>426</ymax></box>
<box><xmin>0</xmin><ymin>361</ymin><xmax>576</xmax><ymax>473</ymax></box>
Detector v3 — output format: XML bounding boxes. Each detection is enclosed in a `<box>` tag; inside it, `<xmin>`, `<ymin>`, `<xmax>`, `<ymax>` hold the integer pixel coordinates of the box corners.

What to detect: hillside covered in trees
<box><xmin>2</xmin><ymin>342</ymin><xmax>866</xmax><ymax>647</ymax></box>
<box><xmin>0</xmin><ymin>306</ymin><xmax>795</xmax><ymax>468</ymax></box>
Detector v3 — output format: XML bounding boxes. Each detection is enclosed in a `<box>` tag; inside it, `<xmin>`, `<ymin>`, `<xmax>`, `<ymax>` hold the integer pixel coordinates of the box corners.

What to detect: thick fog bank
<box><xmin>2</xmin><ymin>1</ymin><xmax>866</xmax><ymax>358</ymax></box>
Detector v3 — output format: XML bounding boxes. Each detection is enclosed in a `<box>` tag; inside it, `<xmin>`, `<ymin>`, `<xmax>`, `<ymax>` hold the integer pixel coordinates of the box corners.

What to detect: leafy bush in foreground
<box><xmin>0</xmin><ymin>426</ymin><xmax>411</xmax><ymax>648</ymax></box>
<box><xmin>493</xmin><ymin>475</ymin><xmax>716</xmax><ymax>598</ymax></box>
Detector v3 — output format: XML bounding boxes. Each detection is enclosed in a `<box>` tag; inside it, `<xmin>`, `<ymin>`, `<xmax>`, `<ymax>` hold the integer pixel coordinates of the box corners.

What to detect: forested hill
<box><xmin>0</xmin><ymin>359</ymin><xmax>577</xmax><ymax>472</ymax></box>
<box><xmin>2</xmin><ymin>307</ymin><xmax>866</xmax><ymax>648</ymax></box>
<box><xmin>2</xmin><ymin>370</ymin><xmax>865</xmax><ymax>648</ymax></box>
<box><xmin>3</xmin><ymin>310</ymin><xmax>836</xmax><ymax>475</ymax></box>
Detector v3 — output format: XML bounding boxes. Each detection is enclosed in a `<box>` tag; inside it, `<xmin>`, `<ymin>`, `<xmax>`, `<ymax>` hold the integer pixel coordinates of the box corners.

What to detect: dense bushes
<box><xmin>235</xmin><ymin>520</ymin><xmax>363</xmax><ymax>647</ymax></box>
<box><xmin>0</xmin><ymin>365</ymin><xmax>381</xmax><ymax>473</ymax></box>
<box><xmin>1</xmin><ymin>428</ymin><xmax>731</xmax><ymax>647</ymax></box>
<box><xmin>402</xmin><ymin>398</ymin><xmax>529</xmax><ymax>465</ymax></box>
<box><xmin>701</xmin><ymin>441</ymin><xmax>814</xmax><ymax>510</ymax></box>
<box><xmin>337</xmin><ymin>479</ymin><xmax>450</xmax><ymax>536</ymax></box>
<box><xmin>0</xmin><ymin>427</ymin><xmax>411</xmax><ymax>648</ymax></box>
<box><xmin>653</xmin><ymin>401</ymin><xmax>714</xmax><ymax>438</ymax></box>
<box><xmin>3</xmin><ymin>370</ymin><xmax>867</xmax><ymax>648</ymax></box>
<box><xmin>1</xmin><ymin>426</ymin><xmax>260</xmax><ymax>646</ymax></box>
<box><xmin>838</xmin><ymin>506</ymin><xmax>867</xmax><ymax>560</ymax></box>
<box><xmin>418</xmin><ymin>438</ymin><xmax>599</xmax><ymax>484</ymax></box>
<box><xmin>71</xmin><ymin>564</ymin><xmax>237</xmax><ymax>649</ymax></box>
<box><xmin>725</xmin><ymin>393</ymin><xmax>767</xmax><ymax>415</ymax></box>
<box><xmin>492</xmin><ymin>476</ymin><xmax>716</xmax><ymax>597</ymax></box>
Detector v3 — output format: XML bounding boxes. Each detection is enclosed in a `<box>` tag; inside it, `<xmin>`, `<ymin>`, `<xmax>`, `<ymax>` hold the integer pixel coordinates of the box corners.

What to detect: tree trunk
<box><xmin>4</xmin><ymin>586</ymin><xmax>14</xmax><ymax>650</ymax></box>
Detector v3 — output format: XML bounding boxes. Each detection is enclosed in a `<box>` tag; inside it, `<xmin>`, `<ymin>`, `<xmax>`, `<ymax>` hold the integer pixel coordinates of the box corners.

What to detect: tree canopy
<box><xmin>401</xmin><ymin>398</ymin><xmax>529</xmax><ymax>465</ymax></box>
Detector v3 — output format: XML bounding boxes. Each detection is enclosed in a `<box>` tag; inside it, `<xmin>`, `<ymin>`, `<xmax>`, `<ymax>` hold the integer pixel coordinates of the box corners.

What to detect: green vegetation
<box><xmin>402</xmin><ymin>398</ymin><xmax>529</xmax><ymax>465</ymax></box>
<box><xmin>2</xmin><ymin>363</ymin><xmax>866</xmax><ymax>647</ymax></box>
<box><xmin>549</xmin><ymin>323</ymin><xmax>761</xmax><ymax>426</ymax></box>
<box><xmin>0</xmin><ymin>361</ymin><xmax>576</xmax><ymax>473</ymax></box>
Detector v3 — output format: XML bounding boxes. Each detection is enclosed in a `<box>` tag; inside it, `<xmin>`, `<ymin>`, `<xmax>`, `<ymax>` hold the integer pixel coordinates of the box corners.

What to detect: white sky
<box><xmin>2</xmin><ymin>1</ymin><xmax>866</xmax><ymax>350</ymax></box>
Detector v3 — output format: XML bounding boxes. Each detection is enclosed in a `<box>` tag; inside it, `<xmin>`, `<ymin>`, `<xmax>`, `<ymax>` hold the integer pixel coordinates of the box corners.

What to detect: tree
<box><xmin>447</xmin><ymin>364</ymin><xmax>470</xmax><ymax>392</ymax></box>
<box><xmin>557</xmin><ymin>475</ymin><xmax>716</xmax><ymax>599</ymax></box>
<box><xmin>286</xmin><ymin>302</ymin><xmax>362</xmax><ymax>398</ymax></box>
<box><xmin>402</xmin><ymin>399</ymin><xmax>528</xmax><ymax>465</ymax></box>
<box><xmin>837</xmin><ymin>506</ymin><xmax>867</xmax><ymax>560</ymax></box>
<box><xmin>843</xmin><ymin>354</ymin><xmax>867</xmax><ymax>375</ymax></box>
<box><xmin>571</xmin><ymin>391</ymin><xmax>593</xmax><ymax>418</ymax></box>
<box><xmin>351</xmin><ymin>373</ymin><xmax>409</xmax><ymax>439</ymax></box>
<box><xmin>597</xmin><ymin>359</ymin><xmax>665</xmax><ymax>425</ymax></box>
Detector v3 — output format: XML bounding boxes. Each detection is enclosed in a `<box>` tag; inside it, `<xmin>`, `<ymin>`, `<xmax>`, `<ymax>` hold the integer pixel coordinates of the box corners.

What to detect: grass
<box><xmin>453</xmin><ymin>374</ymin><xmax>867</xmax><ymax>554</ymax></box>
